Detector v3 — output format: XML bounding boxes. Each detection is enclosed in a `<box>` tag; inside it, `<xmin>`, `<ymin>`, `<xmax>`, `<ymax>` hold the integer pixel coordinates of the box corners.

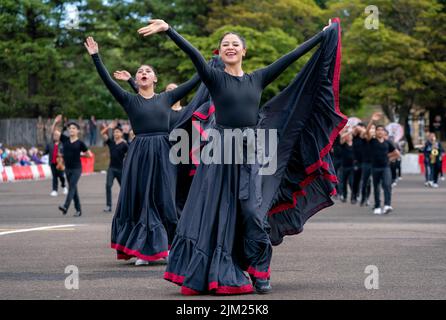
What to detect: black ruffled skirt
<box><xmin>111</xmin><ymin>132</ymin><xmax>177</xmax><ymax>261</ymax></box>
<box><xmin>165</xmin><ymin>18</ymin><xmax>347</xmax><ymax>295</ymax></box>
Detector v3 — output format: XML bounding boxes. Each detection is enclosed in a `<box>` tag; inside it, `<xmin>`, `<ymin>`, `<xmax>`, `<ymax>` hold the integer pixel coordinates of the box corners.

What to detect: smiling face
<box><xmin>135</xmin><ymin>65</ymin><xmax>157</xmax><ymax>89</ymax></box>
<box><xmin>219</xmin><ymin>33</ymin><xmax>247</xmax><ymax>66</ymax></box>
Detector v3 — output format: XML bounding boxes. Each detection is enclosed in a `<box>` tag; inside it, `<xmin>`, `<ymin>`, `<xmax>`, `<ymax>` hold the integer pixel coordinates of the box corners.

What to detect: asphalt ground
<box><xmin>1</xmin><ymin>174</ymin><xmax>445</xmax><ymax>300</ymax></box>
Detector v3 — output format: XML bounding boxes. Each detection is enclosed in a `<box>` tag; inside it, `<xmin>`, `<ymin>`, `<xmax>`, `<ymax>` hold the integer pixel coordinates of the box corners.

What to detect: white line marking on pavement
<box><xmin>0</xmin><ymin>224</ymin><xmax>77</xmax><ymax>236</ymax></box>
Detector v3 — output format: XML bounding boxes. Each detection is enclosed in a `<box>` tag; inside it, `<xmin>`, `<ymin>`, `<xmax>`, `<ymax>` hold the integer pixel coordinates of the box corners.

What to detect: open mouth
<box><xmin>225</xmin><ymin>52</ymin><xmax>236</xmax><ymax>57</ymax></box>
<box><xmin>141</xmin><ymin>76</ymin><xmax>148</xmax><ymax>81</ymax></box>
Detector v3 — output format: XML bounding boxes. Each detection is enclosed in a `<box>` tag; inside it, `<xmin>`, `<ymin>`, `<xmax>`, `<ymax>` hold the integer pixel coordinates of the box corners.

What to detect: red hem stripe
<box><xmin>247</xmin><ymin>266</ymin><xmax>271</xmax><ymax>279</ymax></box>
<box><xmin>111</xmin><ymin>243</ymin><xmax>168</xmax><ymax>261</ymax></box>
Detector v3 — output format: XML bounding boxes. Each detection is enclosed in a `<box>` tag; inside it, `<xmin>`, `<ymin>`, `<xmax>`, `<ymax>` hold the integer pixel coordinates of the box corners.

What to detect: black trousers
<box><xmin>352</xmin><ymin>164</ymin><xmax>362</xmax><ymax>200</ymax></box>
<box><xmin>341</xmin><ymin>166</ymin><xmax>354</xmax><ymax>200</ymax></box>
<box><xmin>106</xmin><ymin>167</ymin><xmax>122</xmax><ymax>207</ymax></box>
<box><xmin>390</xmin><ymin>160</ymin><xmax>401</xmax><ymax>183</ymax></box>
<box><xmin>64</xmin><ymin>168</ymin><xmax>82</xmax><ymax>212</ymax></box>
<box><xmin>360</xmin><ymin>162</ymin><xmax>372</xmax><ymax>203</ymax></box>
<box><xmin>50</xmin><ymin>163</ymin><xmax>65</xmax><ymax>192</ymax></box>
<box><xmin>431</xmin><ymin>162</ymin><xmax>442</xmax><ymax>184</ymax></box>
<box><xmin>372</xmin><ymin>167</ymin><xmax>392</xmax><ymax>208</ymax></box>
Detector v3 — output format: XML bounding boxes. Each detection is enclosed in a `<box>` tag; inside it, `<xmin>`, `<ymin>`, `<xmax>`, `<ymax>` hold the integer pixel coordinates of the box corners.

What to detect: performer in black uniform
<box><xmin>100</xmin><ymin>121</ymin><xmax>129</xmax><ymax>213</ymax></box>
<box><xmin>365</xmin><ymin>113</ymin><xmax>400</xmax><ymax>215</ymax></box>
<box><xmin>53</xmin><ymin>115</ymin><xmax>92</xmax><ymax>217</ymax></box>
<box><xmin>139</xmin><ymin>18</ymin><xmax>346</xmax><ymax>295</ymax></box>
<box><xmin>351</xmin><ymin>123</ymin><xmax>366</xmax><ymax>204</ymax></box>
<box><xmin>84</xmin><ymin>36</ymin><xmax>203</xmax><ymax>265</ymax></box>
<box><xmin>114</xmin><ymin>72</ymin><xmax>186</xmax><ymax>129</ymax></box>
<box><xmin>339</xmin><ymin>131</ymin><xmax>355</xmax><ymax>202</ymax></box>
<box><xmin>360</xmin><ymin>124</ymin><xmax>374</xmax><ymax>206</ymax></box>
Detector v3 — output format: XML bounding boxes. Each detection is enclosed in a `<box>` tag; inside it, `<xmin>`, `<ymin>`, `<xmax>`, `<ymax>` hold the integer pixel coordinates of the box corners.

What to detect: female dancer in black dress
<box><xmin>113</xmin><ymin>71</ymin><xmax>186</xmax><ymax>130</ymax></box>
<box><xmin>139</xmin><ymin>18</ymin><xmax>346</xmax><ymax>294</ymax></box>
<box><xmin>84</xmin><ymin>36</ymin><xmax>202</xmax><ymax>265</ymax></box>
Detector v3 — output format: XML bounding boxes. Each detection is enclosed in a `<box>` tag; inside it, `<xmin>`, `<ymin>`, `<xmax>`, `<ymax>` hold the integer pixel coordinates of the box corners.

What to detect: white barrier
<box><xmin>401</xmin><ymin>154</ymin><xmax>421</xmax><ymax>174</ymax></box>
<box><xmin>0</xmin><ymin>164</ymin><xmax>52</xmax><ymax>183</ymax></box>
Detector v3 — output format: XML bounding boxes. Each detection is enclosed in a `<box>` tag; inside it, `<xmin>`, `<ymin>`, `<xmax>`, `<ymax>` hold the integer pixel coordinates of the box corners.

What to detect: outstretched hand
<box><xmin>138</xmin><ymin>19</ymin><xmax>169</xmax><ymax>37</ymax></box>
<box><xmin>323</xmin><ymin>19</ymin><xmax>332</xmax><ymax>31</ymax></box>
<box><xmin>371</xmin><ymin>112</ymin><xmax>382</xmax><ymax>122</ymax></box>
<box><xmin>113</xmin><ymin>70</ymin><xmax>132</xmax><ymax>81</ymax></box>
<box><xmin>55</xmin><ymin>114</ymin><xmax>63</xmax><ymax>124</ymax></box>
<box><xmin>84</xmin><ymin>36</ymin><xmax>99</xmax><ymax>55</ymax></box>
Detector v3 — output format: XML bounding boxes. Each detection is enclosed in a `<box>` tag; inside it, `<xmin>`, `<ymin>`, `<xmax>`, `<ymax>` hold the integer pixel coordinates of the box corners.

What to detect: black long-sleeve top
<box><xmin>126</xmin><ymin>77</ymin><xmax>186</xmax><ymax>129</ymax></box>
<box><xmin>165</xmin><ymin>27</ymin><xmax>324</xmax><ymax>127</ymax></box>
<box><xmin>91</xmin><ymin>53</ymin><xmax>200</xmax><ymax>134</ymax></box>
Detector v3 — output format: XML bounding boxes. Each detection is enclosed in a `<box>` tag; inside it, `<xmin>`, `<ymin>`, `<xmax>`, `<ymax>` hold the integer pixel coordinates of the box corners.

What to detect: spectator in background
<box><xmin>17</xmin><ymin>148</ymin><xmax>31</xmax><ymax>166</ymax></box>
<box><xmin>88</xmin><ymin>115</ymin><xmax>97</xmax><ymax>146</ymax></box>
<box><xmin>29</xmin><ymin>147</ymin><xmax>43</xmax><ymax>165</ymax></box>
<box><xmin>44</xmin><ymin>129</ymin><xmax>67</xmax><ymax>197</ymax></box>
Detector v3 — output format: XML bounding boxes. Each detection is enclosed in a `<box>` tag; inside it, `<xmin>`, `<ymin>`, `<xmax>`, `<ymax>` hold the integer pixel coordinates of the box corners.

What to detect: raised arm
<box><xmin>138</xmin><ymin>20</ymin><xmax>214</xmax><ymax>85</ymax></box>
<box><xmin>165</xmin><ymin>74</ymin><xmax>201</xmax><ymax>105</ymax></box>
<box><xmin>84</xmin><ymin>37</ymin><xmax>130</xmax><ymax>107</ymax></box>
<box><xmin>256</xmin><ymin>31</ymin><xmax>324</xmax><ymax>88</ymax></box>
<box><xmin>113</xmin><ymin>70</ymin><xmax>139</xmax><ymax>94</ymax></box>
<box><xmin>365</xmin><ymin>112</ymin><xmax>382</xmax><ymax>141</ymax></box>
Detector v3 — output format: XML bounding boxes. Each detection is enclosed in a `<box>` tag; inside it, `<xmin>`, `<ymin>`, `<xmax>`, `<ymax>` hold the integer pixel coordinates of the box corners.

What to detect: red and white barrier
<box><xmin>0</xmin><ymin>164</ymin><xmax>52</xmax><ymax>183</ymax></box>
<box><xmin>1</xmin><ymin>155</ymin><xmax>95</xmax><ymax>183</ymax></box>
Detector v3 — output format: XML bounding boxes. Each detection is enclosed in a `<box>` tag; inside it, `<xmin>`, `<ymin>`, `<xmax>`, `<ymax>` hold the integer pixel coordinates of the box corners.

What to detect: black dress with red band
<box><xmin>91</xmin><ymin>53</ymin><xmax>207</xmax><ymax>261</ymax></box>
<box><xmin>163</xmin><ymin>19</ymin><xmax>346</xmax><ymax>295</ymax></box>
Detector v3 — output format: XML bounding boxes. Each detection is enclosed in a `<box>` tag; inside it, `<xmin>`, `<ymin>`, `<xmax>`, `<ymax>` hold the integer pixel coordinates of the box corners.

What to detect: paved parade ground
<box><xmin>1</xmin><ymin>174</ymin><xmax>445</xmax><ymax>300</ymax></box>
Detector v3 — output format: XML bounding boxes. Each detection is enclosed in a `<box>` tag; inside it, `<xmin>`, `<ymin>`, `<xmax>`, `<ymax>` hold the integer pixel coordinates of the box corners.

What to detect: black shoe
<box><xmin>253</xmin><ymin>278</ymin><xmax>272</xmax><ymax>294</ymax></box>
<box><xmin>74</xmin><ymin>211</ymin><xmax>82</xmax><ymax>217</ymax></box>
<box><xmin>103</xmin><ymin>206</ymin><xmax>112</xmax><ymax>213</ymax></box>
<box><xmin>58</xmin><ymin>205</ymin><xmax>67</xmax><ymax>215</ymax></box>
<box><xmin>351</xmin><ymin>199</ymin><xmax>357</xmax><ymax>205</ymax></box>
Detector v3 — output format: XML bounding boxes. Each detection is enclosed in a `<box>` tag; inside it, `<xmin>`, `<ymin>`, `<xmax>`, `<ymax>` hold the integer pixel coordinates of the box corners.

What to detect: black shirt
<box><xmin>352</xmin><ymin>135</ymin><xmax>363</xmax><ymax>164</ymax></box>
<box><xmin>106</xmin><ymin>139</ymin><xmax>128</xmax><ymax>169</ymax></box>
<box><xmin>369</xmin><ymin>138</ymin><xmax>395</xmax><ymax>168</ymax></box>
<box><xmin>359</xmin><ymin>137</ymin><xmax>372</xmax><ymax>164</ymax></box>
<box><xmin>341</xmin><ymin>143</ymin><xmax>355</xmax><ymax>168</ymax></box>
<box><xmin>165</xmin><ymin>27</ymin><xmax>324</xmax><ymax>128</ymax></box>
<box><xmin>91</xmin><ymin>53</ymin><xmax>201</xmax><ymax>135</ymax></box>
<box><xmin>60</xmin><ymin>135</ymin><xmax>88</xmax><ymax>170</ymax></box>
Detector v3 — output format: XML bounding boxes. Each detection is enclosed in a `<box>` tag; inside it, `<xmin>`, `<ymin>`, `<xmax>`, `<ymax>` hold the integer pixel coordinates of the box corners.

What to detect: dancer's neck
<box><xmin>138</xmin><ymin>86</ymin><xmax>155</xmax><ymax>99</ymax></box>
<box><xmin>224</xmin><ymin>64</ymin><xmax>244</xmax><ymax>77</ymax></box>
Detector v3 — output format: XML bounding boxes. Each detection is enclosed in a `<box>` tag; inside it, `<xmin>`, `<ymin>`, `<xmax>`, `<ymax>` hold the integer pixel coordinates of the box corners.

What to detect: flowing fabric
<box><xmin>165</xmin><ymin>19</ymin><xmax>346</xmax><ymax>294</ymax></box>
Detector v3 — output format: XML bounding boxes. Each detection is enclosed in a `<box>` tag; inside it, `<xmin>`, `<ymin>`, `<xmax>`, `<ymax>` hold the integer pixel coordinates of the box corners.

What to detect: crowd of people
<box><xmin>0</xmin><ymin>144</ymin><xmax>45</xmax><ymax>167</ymax></box>
<box><xmin>333</xmin><ymin>112</ymin><xmax>444</xmax><ymax>215</ymax></box>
